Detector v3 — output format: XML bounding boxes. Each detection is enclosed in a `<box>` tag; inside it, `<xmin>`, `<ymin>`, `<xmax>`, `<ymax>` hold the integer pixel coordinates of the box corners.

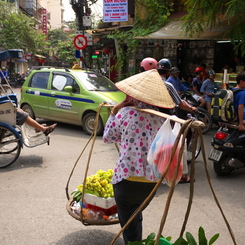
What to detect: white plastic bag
<box><xmin>172</xmin><ymin>121</ymin><xmax>188</xmax><ymax>175</ymax></box>
<box><xmin>147</xmin><ymin>116</ymin><xmax>183</xmax><ymax>186</ymax></box>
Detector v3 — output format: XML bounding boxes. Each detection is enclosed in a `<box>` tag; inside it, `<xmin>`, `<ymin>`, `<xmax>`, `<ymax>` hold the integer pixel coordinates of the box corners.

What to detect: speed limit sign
<box><xmin>73</xmin><ymin>34</ymin><xmax>88</xmax><ymax>50</ymax></box>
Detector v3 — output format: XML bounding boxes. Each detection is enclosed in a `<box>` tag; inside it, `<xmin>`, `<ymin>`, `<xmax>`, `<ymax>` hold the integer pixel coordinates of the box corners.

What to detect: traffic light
<box><xmin>92</xmin><ymin>50</ymin><xmax>102</xmax><ymax>58</ymax></box>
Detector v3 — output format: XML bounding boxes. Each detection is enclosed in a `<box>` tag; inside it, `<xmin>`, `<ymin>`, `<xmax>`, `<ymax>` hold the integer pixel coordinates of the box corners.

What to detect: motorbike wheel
<box><xmin>195</xmin><ymin>108</ymin><xmax>212</xmax><ymax>134</ymax></box>
<box><xmin>213</xmin><ymin>157</ymin><xmax>233</xmax><ymax>176</ymax></box>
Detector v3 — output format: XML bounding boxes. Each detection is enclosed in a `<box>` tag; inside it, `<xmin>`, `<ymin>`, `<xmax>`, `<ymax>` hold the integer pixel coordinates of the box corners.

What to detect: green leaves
<box><xmin>127</xmin><ymin>233</ymin><xmax>156</xmax><ymax>245</ymax></box>
<box><xmin>182</xmin><ymin>0</ymin><xmax>245</xmax><ymax>56</ymax></box>
<box><xmin>185</xmin><ymin>232</ymin><xmax>197</xmax><ymax>245</ymax></box>
<box><xmin>0</xmin><ymin>2</ymin><xmax>47</xmax><ymax>54</ymax></box>
<box><xmin>128</xmin><ymin>227</ymin><xmax>219</xmax><ymax>245</ymax></box>
<box><xmin>108</xmin><ymin>0</ymin><xmax>170</xmax><ymax>80</ymax></box>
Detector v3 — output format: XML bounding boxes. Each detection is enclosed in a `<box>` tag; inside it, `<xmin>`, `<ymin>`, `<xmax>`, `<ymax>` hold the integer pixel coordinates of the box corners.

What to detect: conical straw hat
<box><xmin>115</xmin><ymin>69</ymin><xmax>175</xmax><ymax>108</ymax></box>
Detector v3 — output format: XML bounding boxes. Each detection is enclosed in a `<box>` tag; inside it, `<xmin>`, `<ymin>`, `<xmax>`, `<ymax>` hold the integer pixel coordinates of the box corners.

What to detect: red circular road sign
<box><xmin>73</xmin><ymin>34</ymin><xmax>88</xmax><ymax>50</ymax></box>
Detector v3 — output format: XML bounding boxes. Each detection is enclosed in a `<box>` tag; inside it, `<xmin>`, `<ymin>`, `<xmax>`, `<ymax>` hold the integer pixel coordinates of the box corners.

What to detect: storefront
<box><xmin>134</xmin><ymin>16</ymin><xmax>237</xmax><ymax>76</ymax></box>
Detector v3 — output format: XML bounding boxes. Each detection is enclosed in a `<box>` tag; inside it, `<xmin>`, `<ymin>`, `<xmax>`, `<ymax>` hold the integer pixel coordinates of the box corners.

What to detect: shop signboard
<box><xmin>103</xmin><ymin>0</ymin><xmax>128</xmax><ymax>22</ymax></box>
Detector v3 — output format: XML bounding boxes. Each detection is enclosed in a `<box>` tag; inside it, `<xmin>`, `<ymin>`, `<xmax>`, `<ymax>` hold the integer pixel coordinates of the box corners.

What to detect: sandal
<box><xmin>35</xmin><ymin>124</ymin><xmax>47</xmax><ymax>133</ymax></box>
<box><xmin>179</xmin><ymin>175</ymin><xmax>195</xmax><ymax>184</ymax></box>
<box><xmin>43</xmin><ymin>123</ymin><xmax>57</xmax><ymax>136</ymax></box>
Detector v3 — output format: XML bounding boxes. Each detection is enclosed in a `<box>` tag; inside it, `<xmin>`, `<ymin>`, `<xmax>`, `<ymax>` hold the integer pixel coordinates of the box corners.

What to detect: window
<box><xmin>52</xmin><ymin>74</ymin><xmax>80</xmax><ymax>93</ymax></box>
<box><xmin>30</xmin><ymin>72</ymin><xmax>49</xmax><ymax>89</ymax></box>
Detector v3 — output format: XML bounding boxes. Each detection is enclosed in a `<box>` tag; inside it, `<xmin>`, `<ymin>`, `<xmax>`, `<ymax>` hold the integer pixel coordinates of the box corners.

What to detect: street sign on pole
<box><xmin>84</xmin><ymin>33</ymin><xmax>93</xmax><ymax>46</ymax></box>
<box><xmin>73</xmin><ymin>35</ymin><xmax>88</xmax><ymax>50</ymax></box>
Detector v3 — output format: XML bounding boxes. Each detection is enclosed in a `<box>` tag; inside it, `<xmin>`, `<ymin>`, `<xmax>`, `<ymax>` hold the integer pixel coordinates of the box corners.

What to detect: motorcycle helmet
<box><xmin>170</xmin><ymin>67</ymin><xmax>180</xmax><ymax>74</ymax></box>
<box><xmin>194</xmin><ymin>67</ymin><xmax>205</xmax><ymax>73</ymax></box>
<box><xmin>140</xmin><ymin>57</ymin><xmax>158</xmax><ymax>71</ymax></box>
<box><xmin>158</xmin><ymin>58</ymin><xmax>172</xmax><ymax>71</ymax></box>
<box><xmin>208</xmin><ymin>70</ymin><xmax>216</xmax><ymax>76</ymax></box>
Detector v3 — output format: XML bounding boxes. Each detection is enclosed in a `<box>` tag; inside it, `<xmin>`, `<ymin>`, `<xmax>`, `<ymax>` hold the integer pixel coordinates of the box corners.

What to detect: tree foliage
<box><xmin>56</xmin><ymin>39</ymin><xmax>77</xmax><ymax>65</ymax></box>
<box><xmin>108</xmin><ymin>0</ymin><xmax>170</xmax><ymax>79</ymax></box>
<box><xmin>182</xmin><ymin>0</ymin><xmax>245</xmax><ymax>55</ymax></box>
<box><xmin>0</xmin><ymin>2</ymin><xmax>47</xmax><ymax>54</ymax></box>
<box><xmin>47</xmin><ymin>28</ymin><xmax>77</xmax><ymax>66</ymax></box>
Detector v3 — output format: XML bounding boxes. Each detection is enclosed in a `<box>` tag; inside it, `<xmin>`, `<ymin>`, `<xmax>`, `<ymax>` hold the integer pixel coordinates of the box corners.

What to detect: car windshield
<box><xmin>75</xmin><ymin>72</ymin><xmax>118</xmax><ymax>91</ymax></box>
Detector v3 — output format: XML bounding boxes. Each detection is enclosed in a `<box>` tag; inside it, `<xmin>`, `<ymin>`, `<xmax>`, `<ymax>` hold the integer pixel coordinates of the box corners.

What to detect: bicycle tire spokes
<box><xmin>0</xmin><ymin>125</ymin><xmax>21</xmax><ymax>168</ymax></box>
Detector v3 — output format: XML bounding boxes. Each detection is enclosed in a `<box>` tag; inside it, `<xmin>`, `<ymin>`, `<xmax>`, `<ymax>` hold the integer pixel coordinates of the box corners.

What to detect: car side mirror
<box><xmin>64</xmin><ymin>86</ymin><xmax>73</xmax><ymax>94</ymax></box>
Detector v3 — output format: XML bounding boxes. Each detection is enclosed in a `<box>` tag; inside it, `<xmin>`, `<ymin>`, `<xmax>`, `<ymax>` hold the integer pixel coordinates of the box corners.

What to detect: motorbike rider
<box><xmin>200</xmin><ymin>70</ymin><xmax>220</xmax><ymax>115</ymax></box>
<box><xmin>167</xmin><ymin>67</ymin><xmax>189</xmax><ymax>95</ymax></box>
<box><xmin>200</xmin><ymin>63</ymin><xmax>208</xmax><ymax>81</ymax></box>
<box><xmin>192</xmin><ymin>67</ymin><xmax>206</xmax><ymax>108</ymax></box>
<box><xmin>233</xmin><ymin>71</ymin><xmax>245</xmax><ymax>131</ymax></box>
<box><xmin>140</xmin><ymin>57</ymin><xmax>158</xmax><ymax>72</ymax></box>
<box><xmin>157</xmin><ymin>58</ymin><xmax>197</xmax><ymax>114</ymax></box>
<box><xmin>157</xmin><ymin>58</ymin><xmax>197</xmax><ymax>183</ymax></box>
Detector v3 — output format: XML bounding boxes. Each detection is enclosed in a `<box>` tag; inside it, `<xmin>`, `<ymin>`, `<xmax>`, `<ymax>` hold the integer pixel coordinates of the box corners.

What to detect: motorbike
<box><xmin>208</xmin><ymin>122</ymin><xmax>245</xmax><ymax>176</ymax></box>
<box><xmin>178</xmin><ymin>90</ymin><xmax>213</xmax><ymax>134</ymax></box>
<box><xmin>9</xmin><ymin>73</ymin><xmax>25</xmax><ymax>88</ymax></box>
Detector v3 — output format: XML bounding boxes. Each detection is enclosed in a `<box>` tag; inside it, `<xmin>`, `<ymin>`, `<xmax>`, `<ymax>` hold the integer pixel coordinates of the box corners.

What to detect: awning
<box><xmin>34</xmin><ymin>54</ymin><xmax>46</xmax><ymax>63</ymax></box>
<box><xmin>0</xmin><ymin>49</ymin><xmax>24</xmax><ymax>61</ymax></box>
<box><xmin>34</xmin><ymin>54</ymin><xmax>46</xmax><ymax>59</ymax></box>
<box><xmin>86</xmin><ymin>25</ymin><xmax>133</xmax><ymax>37</ymax></box>
<box><xmin>135</xmin><ymin>18</ymin><xmax>231</xmax><ymax>40</ymax></box>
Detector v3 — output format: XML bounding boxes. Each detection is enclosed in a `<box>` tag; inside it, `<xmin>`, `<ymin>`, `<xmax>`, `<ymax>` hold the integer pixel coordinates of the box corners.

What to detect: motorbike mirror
<box><xmin>213</xmin><ymin>87</ymin><xmax>218</xmax><ymax>93</ymax></box>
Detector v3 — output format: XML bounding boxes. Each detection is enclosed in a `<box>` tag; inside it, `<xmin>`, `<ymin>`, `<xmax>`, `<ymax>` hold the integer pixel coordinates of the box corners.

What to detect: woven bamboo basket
<box><xmin>65</xmin><ymin>103</ymin><xmax>119</xmax><ymax>226</ymax></box>
<box><xmin>66</xmin><ymin>198</ymin><xmax>119</xmax><ymax>226</ymax></box>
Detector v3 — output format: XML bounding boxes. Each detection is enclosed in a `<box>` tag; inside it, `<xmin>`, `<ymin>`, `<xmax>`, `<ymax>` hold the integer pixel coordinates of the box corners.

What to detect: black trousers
<box><xmin>113</xmin><ymin>179</ymin><xmax>156</xmax><ymax>245</ymax></box>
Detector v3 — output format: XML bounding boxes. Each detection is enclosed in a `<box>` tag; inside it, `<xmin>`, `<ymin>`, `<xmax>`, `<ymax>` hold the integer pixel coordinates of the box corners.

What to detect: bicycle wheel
<box><xmin>0</xmin><ymin>125</ymin><xmax>21</xmax><ymax>168</ymax></box>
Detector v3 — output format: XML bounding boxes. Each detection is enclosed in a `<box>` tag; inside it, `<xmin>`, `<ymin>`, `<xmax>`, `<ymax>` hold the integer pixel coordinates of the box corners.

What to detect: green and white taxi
<box><xmin>20</xmin><ymin>67</ymin><xmax>125</xmax><ymax>135</ymax></box>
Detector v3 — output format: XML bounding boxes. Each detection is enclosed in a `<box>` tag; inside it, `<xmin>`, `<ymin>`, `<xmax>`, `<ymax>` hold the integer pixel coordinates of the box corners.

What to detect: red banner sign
<box><xmin>42</xmin><ymin>9</ymin><xmax>48</xmax><ymax>40</ymax></box>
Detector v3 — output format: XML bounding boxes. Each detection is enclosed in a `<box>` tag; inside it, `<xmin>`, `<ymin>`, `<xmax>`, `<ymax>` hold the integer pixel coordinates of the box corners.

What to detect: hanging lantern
<box><xmin>102</xmin><ymin>47</ymin><xmax>111</xmax><ymax>54</ymax></box>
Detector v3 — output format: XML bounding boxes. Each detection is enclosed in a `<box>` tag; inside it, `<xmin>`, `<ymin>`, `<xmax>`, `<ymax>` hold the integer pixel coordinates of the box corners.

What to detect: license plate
<box><xmin>208</xmin><ymin>148</ymin><xmax>223</xmax><ymax>161</ymax></box>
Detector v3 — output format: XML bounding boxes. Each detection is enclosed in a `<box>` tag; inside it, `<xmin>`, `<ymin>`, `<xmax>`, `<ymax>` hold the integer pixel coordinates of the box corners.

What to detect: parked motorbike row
<box><xmin>9</xmin><ymin>73</ymin><xmax>26</xmax><ymax>88</ymax></box>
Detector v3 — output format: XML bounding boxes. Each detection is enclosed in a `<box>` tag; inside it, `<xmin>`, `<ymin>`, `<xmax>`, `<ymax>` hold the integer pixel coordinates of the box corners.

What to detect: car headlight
<box><xmin>104</xmin><ymin>100</ymin><xmax>117</xmax><ymax>105</ymax></box>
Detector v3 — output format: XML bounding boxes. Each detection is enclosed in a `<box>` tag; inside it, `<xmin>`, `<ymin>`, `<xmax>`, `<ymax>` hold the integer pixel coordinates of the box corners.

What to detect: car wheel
<box><xmin>82</xmin><ymin>112</ymin><xmax>104</xmax><ymax>136</ymax></box>
<box><xmin>21</xmin><ymin>104</ymin><xmax>36</xmax><ymax>119</ymax></box>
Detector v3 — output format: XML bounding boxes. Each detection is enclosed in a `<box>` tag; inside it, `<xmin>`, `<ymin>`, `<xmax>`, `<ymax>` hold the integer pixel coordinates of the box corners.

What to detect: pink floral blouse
<box><xmin>103</xmin><ymin>103</ymin><xmax>165</xmax><ymax>184</ymax></box>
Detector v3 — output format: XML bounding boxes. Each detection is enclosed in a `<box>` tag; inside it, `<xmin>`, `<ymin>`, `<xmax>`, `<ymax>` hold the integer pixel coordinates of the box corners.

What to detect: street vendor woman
<box><xmin>103</xmin><ymin>69</ymin><xmax>175</xmax><ymax>244</ymax></box>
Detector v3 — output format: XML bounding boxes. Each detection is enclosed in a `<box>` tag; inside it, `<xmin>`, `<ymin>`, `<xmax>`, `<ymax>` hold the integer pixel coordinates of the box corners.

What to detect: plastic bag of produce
<box><xmin>147</xmin><ymin>116</ymin><xmax>183</xmax><ymax>186</ymax></box>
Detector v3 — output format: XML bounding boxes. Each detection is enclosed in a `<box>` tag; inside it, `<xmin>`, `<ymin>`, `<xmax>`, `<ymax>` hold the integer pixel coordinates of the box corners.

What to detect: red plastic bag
<box><xmin>147</xmin><ymin>117</ymin><xmax>183</xmax><ymax>186</ymax></box>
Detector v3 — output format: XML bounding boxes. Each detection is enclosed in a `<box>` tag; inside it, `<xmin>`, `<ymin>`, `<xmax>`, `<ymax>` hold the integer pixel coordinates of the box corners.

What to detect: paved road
<box><xmin>0</xmin><ymin>89</ymin><xmax>244</xmax><ymax>245</ymax></box>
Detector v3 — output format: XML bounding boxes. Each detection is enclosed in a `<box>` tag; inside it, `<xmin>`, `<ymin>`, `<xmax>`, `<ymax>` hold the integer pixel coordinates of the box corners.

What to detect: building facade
<box><xmin>40</xmin><ymin>0</ymin><xmax>64</xmax><ymax>29</ymax></box>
